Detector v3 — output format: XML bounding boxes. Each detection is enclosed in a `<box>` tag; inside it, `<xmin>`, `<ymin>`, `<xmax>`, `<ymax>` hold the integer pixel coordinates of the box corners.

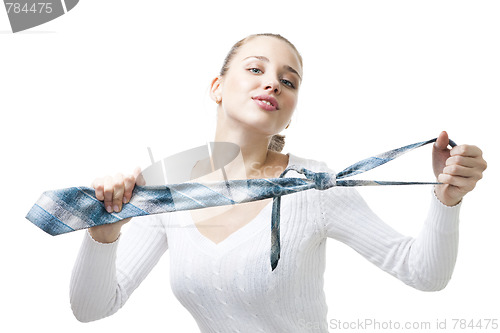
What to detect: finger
<box><xmin>134</xmin><ymin>166</ymin><xmax>146</xmax><ymax>186</ymax></box>
<box><xmin>434</xmin><ymin>131</ymin><xmax>450</xmax><ymax>151</ymax></box>
<box><xmin>112</xmin><ymin>173</ymin><xmax>125</xmax><ymax>212</ymax></box>
<box><xmin>438</xmin><ymin>173</ymin><xmax>477</xmax><ymax>192</ymax></box>
<box><xmin>103</xmin><ymin>176</ymin><xmax>114</xmax><ymax>213</ymax></box>
<box><xmin>92</xmin><ymin>178</ymin><xmax>105</xmax><ymax>201</ymax></box>
<box><xmin>450</xmin><ymin>144</ymin><xmax>483</xmax><ymax>158</ymax></box>
<box><xmin>446</xmin><ymin>155</ymin><xmax>486</xmax><ymax>169</ymax></box>
<box><xmin>123</xmin><ymin>173</ymin><xmax>136</xmax><ymax>204</ymax></box>
<box><xmin>442</xmin><ymin>164</ymin><xmax>483</xmax><ymax>180</ymax></box>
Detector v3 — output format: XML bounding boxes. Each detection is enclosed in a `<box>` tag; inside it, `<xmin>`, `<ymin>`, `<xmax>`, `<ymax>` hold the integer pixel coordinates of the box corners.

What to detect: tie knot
<box><xmin>281</xmin><ymin>166</ymin><xmax>336</xmax><ymax>191</ymax></box>
<box><xmin>313</xmin><ymin>172</ymin><xmax>336</xmax><ymax>190</ymax></box>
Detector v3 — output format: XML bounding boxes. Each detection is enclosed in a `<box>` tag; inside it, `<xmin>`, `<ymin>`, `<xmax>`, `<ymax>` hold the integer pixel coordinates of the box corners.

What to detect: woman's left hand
<box><xmin>432</xmin><ymin>131</ymin><xmax>487</xmax><ymax>206</ymax></box>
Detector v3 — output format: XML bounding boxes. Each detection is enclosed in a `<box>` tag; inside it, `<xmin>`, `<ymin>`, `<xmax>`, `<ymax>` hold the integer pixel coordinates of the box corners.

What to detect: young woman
<box><xmin>70</xmin><ymin>33</ymin><xmax>487</xmax><ymax>331</ymax></box>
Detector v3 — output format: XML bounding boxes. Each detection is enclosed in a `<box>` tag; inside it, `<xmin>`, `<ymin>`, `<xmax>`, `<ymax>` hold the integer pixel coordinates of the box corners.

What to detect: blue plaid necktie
<box><xmin>26</xmin><ymin>137</ymin><xmax>456</xmax><ymax>271</ymax></box>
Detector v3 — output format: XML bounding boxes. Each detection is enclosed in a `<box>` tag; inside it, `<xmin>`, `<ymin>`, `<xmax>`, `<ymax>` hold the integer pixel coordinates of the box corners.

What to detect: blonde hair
<box><xmin>219</xmin><ymin>33</ymin><xmax>302</xmax><ymax>152</ymax></box>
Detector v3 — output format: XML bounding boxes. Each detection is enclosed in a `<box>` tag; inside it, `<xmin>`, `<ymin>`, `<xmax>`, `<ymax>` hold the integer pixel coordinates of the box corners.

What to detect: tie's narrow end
<box><xmin>271</xmin><ymin>254</ymin><xmax>280</xmax><ymax>271</ymax></box>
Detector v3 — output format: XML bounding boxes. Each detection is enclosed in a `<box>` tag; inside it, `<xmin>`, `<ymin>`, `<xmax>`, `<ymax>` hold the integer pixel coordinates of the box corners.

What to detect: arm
<box><xmin>70</xmin><ymin>214</ymin><xmax>169</xmax><ymax>322</ymax></box>
<box><xmin>69</xmin><ymin>167</ymin><xmax>168</xmax><ymax>322</ymax></box>
<box><xmin>320</xmin><ymin>131</ymin><xmax>485</xmax><ymax>290</ymax></box>
<box><xmin>320</xmin><ymin>186</ymin><xmax>460</xmax><ymax>291</ymax></box>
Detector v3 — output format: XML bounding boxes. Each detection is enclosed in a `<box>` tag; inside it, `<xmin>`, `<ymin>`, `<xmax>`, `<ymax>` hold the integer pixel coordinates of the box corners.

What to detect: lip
<box><xmin>252</xmin><ymin>95</ymin><xmax>279</xmax><ymax>111</ymax></box>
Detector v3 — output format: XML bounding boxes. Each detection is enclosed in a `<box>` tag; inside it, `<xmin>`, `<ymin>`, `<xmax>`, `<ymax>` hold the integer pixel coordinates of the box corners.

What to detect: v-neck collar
<box><xmin>182</xmin><ymin>199</ymin><xmax>273</xmax><ymax>255</ymax></box>
<box><xmin>180</xmin><ymin>153</ymin><xmax>297</xmax><ymax>256</ymax></box>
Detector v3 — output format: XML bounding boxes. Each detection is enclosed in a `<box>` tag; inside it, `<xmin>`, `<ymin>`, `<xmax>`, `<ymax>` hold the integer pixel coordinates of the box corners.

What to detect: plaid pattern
<box><xmin>26</xmin><ymin>138</ymin><xmax>455</xmax><ymax>270</ymax></box>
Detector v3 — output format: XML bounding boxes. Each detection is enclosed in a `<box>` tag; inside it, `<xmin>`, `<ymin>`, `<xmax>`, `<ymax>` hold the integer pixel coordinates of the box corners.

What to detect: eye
<box><xmin>281</xmin><ymin>79</ymin><xmax>295</xmax><ymax>89</ymax></box>
<box><xmin>248</xmin><ymin>68</ymin><xmax>262</xmax><ymax>74</ymax></box>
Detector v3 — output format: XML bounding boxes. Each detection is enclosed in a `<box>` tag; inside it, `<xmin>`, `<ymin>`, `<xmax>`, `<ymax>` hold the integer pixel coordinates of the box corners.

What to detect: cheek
<box><xmin>282</xmin><ymin>92</ymin><xmax>298</xmax><ymax>113</ymax></box>
<box><xmin>223</xmin><ymin>75</ymin><xmax>256</xmax><ymax>98</ymax></box>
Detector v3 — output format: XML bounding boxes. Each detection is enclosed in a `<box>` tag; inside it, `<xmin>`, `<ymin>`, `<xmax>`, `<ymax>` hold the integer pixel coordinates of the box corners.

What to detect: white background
<box><xmin>1</xmin><ymin>1</ymin><xmax>498</xmax><ymax>332</ymax></box>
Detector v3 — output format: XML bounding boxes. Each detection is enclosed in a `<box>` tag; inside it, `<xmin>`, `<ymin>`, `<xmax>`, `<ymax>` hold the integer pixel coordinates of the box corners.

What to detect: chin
<box><xmin>224</xmin><ymin>105</ymin><xmax>284</xmax><ymax>131</ymax></box>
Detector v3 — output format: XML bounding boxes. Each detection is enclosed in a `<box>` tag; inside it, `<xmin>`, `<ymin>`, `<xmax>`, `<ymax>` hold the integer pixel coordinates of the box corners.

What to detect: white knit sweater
<box><xmin>70</xmin><ymin>153</ymin><xmax>461</xmax><ymax>332</ymax></box>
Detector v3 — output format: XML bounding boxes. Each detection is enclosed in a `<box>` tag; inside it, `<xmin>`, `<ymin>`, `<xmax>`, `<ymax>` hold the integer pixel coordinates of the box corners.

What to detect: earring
<box><xmin>215</xmin><ymin>97</ymin><xmax>222</xmax><ymax>104</ymax></box>
<box><xmin>285</xmin><ymin>121</ymin><xmax>291</xmax><ymax>129</ymax></box>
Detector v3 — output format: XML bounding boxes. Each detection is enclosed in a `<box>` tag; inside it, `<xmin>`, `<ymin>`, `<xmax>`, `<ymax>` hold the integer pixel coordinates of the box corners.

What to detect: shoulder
<box><xmin>287</xmin><ymin>152</ymin><xmax>334</xmax><ymax>174</ymax></box>
<box><xmin>266</xmin><ymin>150</ymin><xmax>333</xmax><ymax>177</ymax></box>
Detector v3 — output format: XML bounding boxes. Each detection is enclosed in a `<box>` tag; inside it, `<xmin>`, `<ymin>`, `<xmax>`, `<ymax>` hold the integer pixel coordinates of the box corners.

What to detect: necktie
<box><xmin>26</xmin><ymin>137</ymin><xmax>456</xmax><ymax>271</ymax></box>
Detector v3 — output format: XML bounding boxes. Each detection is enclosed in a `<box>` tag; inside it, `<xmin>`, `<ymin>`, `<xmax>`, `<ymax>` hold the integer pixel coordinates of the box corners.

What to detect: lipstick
<box><xmin>252</xmin><ymin>95</ymin><xmax>279</xmax><ymax>111</ymax></box>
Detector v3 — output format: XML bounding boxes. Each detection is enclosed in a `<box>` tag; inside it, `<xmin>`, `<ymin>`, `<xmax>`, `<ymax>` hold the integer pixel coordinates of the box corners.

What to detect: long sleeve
<box><xmin>320</xmin><ymin>186</ymin><xmax>461</xmax><ymax>291</ymax></box>
<box><xmin>69</xmin><ymin>213</ymin><xmax>169</xmax><ymax>322</ymax></box>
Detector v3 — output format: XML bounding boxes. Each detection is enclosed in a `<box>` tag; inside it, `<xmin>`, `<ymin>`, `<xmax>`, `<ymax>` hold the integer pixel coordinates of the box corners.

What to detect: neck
<box><xmin>211</xmin><ymin>106</ymin><xmax>286</xmax><ymax>179</ymax></box>
<box><xmin>213</xmin><ymin>128</ymin><xmax>271</xmax><ymax>179</ymax></box>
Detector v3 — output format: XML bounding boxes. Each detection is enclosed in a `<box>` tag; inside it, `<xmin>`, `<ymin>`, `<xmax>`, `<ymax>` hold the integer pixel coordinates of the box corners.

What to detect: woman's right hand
<box><xmin>89</xmin><ymin>167</ymin><xmax>145</xmax><ymax>243</ymax></box>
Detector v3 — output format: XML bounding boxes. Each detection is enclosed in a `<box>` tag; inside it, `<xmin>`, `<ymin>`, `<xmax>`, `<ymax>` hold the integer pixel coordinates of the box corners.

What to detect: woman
<box><xmin>70</xmin><ymin>33</ymin><xmax>487</xmax><ymax>331</ymax></box>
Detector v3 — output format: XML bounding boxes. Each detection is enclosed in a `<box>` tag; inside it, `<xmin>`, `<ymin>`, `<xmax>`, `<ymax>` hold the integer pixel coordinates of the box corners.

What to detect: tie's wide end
<box><xmin>26</xmin><ymin>204</ymin><xmax>75</xmax><ymax>236</ymax></box>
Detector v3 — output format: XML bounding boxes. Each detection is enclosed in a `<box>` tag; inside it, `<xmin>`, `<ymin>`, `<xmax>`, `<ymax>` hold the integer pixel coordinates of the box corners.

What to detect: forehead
<box><xmin>234</xmin><ymin>37</ymin><xmax>303</xmax><ymax>75</ymax></box>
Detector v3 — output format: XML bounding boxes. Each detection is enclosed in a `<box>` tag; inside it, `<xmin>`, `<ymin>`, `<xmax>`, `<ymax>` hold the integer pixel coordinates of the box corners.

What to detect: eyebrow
<box><xmin>243</xmin><ymin>55</ymin><xmax>302</xmax><ymax>81</ymax></box>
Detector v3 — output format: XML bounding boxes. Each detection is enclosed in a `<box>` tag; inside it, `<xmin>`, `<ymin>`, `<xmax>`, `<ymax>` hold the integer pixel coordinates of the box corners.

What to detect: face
<box><xmin>213</xmin><ymin>36</ymin><xmax>303</xmax><ymax>138</ymax></box>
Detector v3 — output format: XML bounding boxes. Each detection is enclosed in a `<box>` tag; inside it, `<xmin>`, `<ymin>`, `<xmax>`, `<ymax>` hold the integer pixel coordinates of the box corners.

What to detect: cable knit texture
<box><xmin>70</xmin><ymin>153</ymin><xmax>461</xmax><ymax>331</ymax></box>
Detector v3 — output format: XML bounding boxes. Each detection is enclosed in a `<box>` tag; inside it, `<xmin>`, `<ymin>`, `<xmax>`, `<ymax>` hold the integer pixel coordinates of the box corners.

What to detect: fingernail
<box><xmin>106</xmin><ymin>205</ymin><xmax>113</xmax><ymax>213</ymax></box>
<box><xmin>123</xmin><ymin>196</ymin><xmax>128</xmax><ymax>204</ymax></box>
<box><xmin>113</xmin><ymin>205</ymin><xmax>120</xmax><ymax>212</ymax></box>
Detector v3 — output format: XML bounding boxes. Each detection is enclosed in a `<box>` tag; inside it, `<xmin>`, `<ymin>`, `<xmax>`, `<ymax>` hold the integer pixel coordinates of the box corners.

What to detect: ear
<box><xmin>210</xmin><ymin>76</ymin><xmax>223</xmax><ymax>104</ymax></box>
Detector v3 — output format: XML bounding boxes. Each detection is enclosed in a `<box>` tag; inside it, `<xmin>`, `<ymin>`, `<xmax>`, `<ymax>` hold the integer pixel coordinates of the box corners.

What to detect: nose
<box><xmin>264</xmin><ymin>76</ymin><xmax>281</xmax><ymax>94</ymax></box>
